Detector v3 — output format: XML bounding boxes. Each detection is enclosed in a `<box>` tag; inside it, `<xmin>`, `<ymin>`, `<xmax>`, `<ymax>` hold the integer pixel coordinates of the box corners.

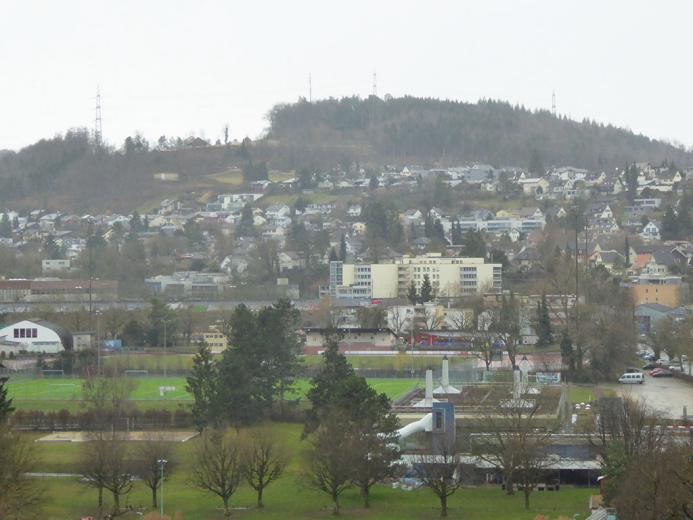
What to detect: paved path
<box><xmin>613</xmin><ymin>376</ymin><xmax>693</xmax><ymax>419</ymax></box>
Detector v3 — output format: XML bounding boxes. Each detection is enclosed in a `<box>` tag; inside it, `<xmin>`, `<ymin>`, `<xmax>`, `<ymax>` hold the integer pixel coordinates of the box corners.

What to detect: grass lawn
<box><xmin>28</xmin><ymin>423</ymin><xmax>594</xmax><ymax>520</ymax></box>
<box><xmin>303</xmin><ymin>354</ymin><xmax>475</xmax><ymax>371</ymax></box>
<box><xmin>567</xmin><ymin>385</ymin><xmax>597</xmax><ymax>404</ymax></box>
<box><xmin>7</xmin><ymin>377</ymin><xmax>419</xmax><ymax>412</ymax></box>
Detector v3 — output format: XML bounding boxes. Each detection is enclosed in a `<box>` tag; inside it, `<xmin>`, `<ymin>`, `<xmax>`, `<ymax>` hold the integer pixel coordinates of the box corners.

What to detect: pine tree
<box><xmin>0</xmin><ymin>376</ymin><xmax>15</xmax><ymax>423</ymax></box>
<box><xmin>305</xmin><ymin>332</ymin><xmax>354</xmax><ymax>434</ymax></box>
<box><xmin>407</xmin><ymin>281</ymin><xmax>418</xmax><ymax>305</ymax></box>
<box><xmin>185</xmin><ymin>346</ymin><xmax>218</xmax><ymax>431</ymax></box>
<box><xmin>339</xmin><ymin>234</ymin><xmax>347</xmax><ymax>262</ymax></box>
<box><xmin>624</xmin><ymin>236</ymin><xmax>630</xmax><ymax>267</ymax></box>
<box><xmin>560</xmin><ymin>332</ymin><xmax>574</xmax><ymax>378</ymax></box>
<box><xmin>535</xmin><ymin>294</ymin><xmax>552</xmax><ymax>348</ymax></box>
<box><xmin>419</xmin><ymin>274</ymin><xmax>433</xmax><ymax>303</ymax></box>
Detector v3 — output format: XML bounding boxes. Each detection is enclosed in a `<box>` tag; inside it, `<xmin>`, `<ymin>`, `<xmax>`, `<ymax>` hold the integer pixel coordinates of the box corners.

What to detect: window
<box><xmin>435</xmin><ymin>410</ymin><xmax>443</xmax><ymax>429</ymax></box>
<box><xmin>14</xmin><ymin>329</ymin><xmax>19</xmax><ymax>338</ymax></box>
<box><xmin>20</xmin><ymin>329</ymin><xmax>25</xmax><ymax>338</ymax></box>
<box><xmin>32</xmin><ymin>328</ymin><xmax>37</xmax><ymax>338</ymax></box>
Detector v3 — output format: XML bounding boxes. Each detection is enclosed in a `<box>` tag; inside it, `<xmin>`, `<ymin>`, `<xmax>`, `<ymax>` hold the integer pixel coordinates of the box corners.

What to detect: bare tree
<box><xmin>79</xmin><ymin>434</ymin><xmax>110</xmax><ymax>516</ymax></box>
<box><xmin>80</xmin><ymin>432</ymin><xmax>134</xmax><ymax>517</ymax></box>
<box><xmin>101</xmin><ymin>438</ymin><xmax>134</xmax><ymax>516</ymax></box>
<box><xmin>613</xmin><ymin>443</ymin><xmax>693</xmax><ymax>519</ymax></box>
<box><xmin>134</xmin><ymin>434</ymin><xmax>176</xmax><ymax>509</ymax></box>
<box><xmin>303</xmin><ymin>413</ymin><xmax>354</xmax><ymax>515</ymax></box>
<box><xmin>414</xmin><ymin>451</ymin><xmax>463</xmax><ymax>517</ymax></box>
<box><xmin>82</xmin><ymin>374</ymin><xmax>137</xmax><ymax>431</ymax></box>
<box><xmin>489</xmin><ymin>294</ymin><xmax>521</xmax><ymax>368</ymax></box>
<box><xmin>423</xmin><ymin>305</ymin><xmax>442</xmax><ymax>331</ymax></box>
<box><xmin>241</xmin><ymin>428</ymin><xmax>289</xmax><ymax>508</ymax></box>
<box><xmin>474</xmin><ymin>402</ymin><xmax>554</xmax><ymax>500</ymax></box>
<box><xmin>387</xmin><ymin>306</ymin><xmax>410</xmax><ymax>336</ymax></box>
<box><xmin>0</xmin><ymin>426</ymin><xmax>42</xmax><ymax>519</ymax></box>
<box><xmin>348</xmin><ymin>418</ymin><xmax>401</xmax><ymax>508</ymax></box>
<box><xmin>191</xmin><ymin>429</ymin><xmax>243</xmax><ymax>518</ymax></box>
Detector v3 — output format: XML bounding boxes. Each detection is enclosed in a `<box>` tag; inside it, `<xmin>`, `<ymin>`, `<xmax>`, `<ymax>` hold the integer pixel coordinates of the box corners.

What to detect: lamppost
<box><xmin>96</xmin><ymin>309</ymin><xmax>102</xmax><ymax>376</ymax></box>
<box><xmin>158</xmin><ymin>458</ymin><xmax>168</xmax><ymax>519</ymax></box>
<box><xmin>162</xmin><ymin>319</ymin><xmax>167</xmax><ymax>378</ymax></box>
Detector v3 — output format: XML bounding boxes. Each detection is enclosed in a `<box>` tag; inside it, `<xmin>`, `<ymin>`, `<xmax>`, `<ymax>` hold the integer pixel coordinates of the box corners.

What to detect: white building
<box><xmin>330</xmin><ymin>253</ymin><xmax>502</xmax><ymax>300</ymax></box>
<box><xmin>0</xmin><ymin>319</ymin><xmax>73</xmax><ymax>354</ymax></box>
<box><xmin>42</xmin><ymin>259</ymin><xmax>71</xmax><ymax>274</ymax></box>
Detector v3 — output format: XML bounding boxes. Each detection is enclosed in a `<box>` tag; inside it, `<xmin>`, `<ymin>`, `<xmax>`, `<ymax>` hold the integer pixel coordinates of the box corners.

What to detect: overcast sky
<box><xmin>2</xmin><ymin>0</ymin><xmax>692</xmax><ymax>151</ymax></box>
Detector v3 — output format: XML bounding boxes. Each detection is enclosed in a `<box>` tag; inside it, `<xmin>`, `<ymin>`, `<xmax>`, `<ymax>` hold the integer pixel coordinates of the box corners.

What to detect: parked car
<box><xmin>642</xmin><ymin>362</ymin><xmax>658</xmax><ymax>370</ymax></box>
<box><xmin>619</xmin><ymin>372</ymin><xmax>644</xmax><ymax>384</ymax></box>
<box><xmin>649</xmin><ymin>368</ymin><xmax>673</xmax><ymax>378</ymax></box>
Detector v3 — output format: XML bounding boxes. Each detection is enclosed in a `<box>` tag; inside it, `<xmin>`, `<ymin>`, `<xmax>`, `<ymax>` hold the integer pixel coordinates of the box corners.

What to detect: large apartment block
<box><xmin>330</xmin><ymin>253</ymin><xmax>501</xmax><ymax>300</ymax></box>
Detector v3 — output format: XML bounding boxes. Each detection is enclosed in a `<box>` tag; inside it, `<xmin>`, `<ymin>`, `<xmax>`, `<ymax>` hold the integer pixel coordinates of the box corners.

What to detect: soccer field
<box><xmin>6</xmin><ymin>376</ymin><xmax>420</xmax><ymax>406</ymax></box>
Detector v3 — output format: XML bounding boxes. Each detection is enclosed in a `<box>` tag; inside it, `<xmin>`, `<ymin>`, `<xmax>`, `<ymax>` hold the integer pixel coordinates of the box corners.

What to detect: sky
<box><xmin>1</xmin><ymin>0</ymin><xmax>693</xmax><ymax>151</ymax></box>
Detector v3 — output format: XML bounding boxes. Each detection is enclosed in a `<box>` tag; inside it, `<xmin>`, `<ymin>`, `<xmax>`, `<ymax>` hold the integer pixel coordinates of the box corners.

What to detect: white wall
<box><xmin>0</xmin><ymin>320</ymin><xmax>65</xmax><ymax>353</ymax></box>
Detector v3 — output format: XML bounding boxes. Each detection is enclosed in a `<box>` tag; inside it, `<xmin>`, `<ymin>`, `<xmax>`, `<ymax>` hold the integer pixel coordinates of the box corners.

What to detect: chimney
<box><xmin>441</xmin><ymin>356</ymin><xmax>449</xmax><ymax>388</ymax></box>
<box><xmin>425</xmin><ymin>369</ymin><xmax>433</xmax><ymax>407</ymax></box>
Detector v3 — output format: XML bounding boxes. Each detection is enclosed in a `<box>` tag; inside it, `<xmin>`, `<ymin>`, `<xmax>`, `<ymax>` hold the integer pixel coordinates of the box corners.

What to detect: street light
<box><xmin>158</xmin><ymin>458</ymin><xmax>168</xmax><ymax>519</ymax></box>
<box><xmin>162</xmin><ymin>319</ymin><xmax>167</xmax><ymax>378</ymax></box>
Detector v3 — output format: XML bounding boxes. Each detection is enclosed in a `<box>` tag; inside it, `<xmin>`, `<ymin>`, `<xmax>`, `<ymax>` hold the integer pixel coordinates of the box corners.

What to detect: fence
<box><xmin>12</xmin><ymin>408</ymin><xmax>194</xmax><ymax>431</ymax></box>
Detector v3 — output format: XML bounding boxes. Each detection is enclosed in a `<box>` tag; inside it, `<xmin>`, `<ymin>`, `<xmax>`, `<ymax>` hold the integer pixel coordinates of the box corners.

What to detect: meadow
<box><xmin>27</xmin><ymin>422</ymin><xmax>594</xmax><ymax>520</ymax></box>
<box><xmin>6</xmin><ymin>376</ymin><xmax>420</xmax><ymax>412</ymax></box>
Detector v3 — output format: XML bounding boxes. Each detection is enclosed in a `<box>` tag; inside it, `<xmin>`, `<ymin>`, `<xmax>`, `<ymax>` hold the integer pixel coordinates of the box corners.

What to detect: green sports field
<box><xmin>6</xmin><ymin>376</ymin><xmax>420</xmax><ymax>412</ymax></box>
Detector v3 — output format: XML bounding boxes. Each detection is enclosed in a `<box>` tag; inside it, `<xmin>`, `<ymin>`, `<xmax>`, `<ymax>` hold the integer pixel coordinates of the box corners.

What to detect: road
<box><xmin>615</xmin><ymin>375</ymin><xmax>693</xmax><ymax>419</ymax></box>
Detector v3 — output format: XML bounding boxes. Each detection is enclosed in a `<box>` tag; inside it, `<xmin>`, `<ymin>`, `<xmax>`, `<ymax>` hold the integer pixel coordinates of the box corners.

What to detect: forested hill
<box><xmin>267</xmin><ymin>96</ymin><xmax>693</xmax><ymax>170</ymax></box>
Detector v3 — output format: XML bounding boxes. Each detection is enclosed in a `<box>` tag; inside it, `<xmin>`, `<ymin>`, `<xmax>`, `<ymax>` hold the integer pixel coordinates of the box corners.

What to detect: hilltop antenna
<box><xmin>94</xmin><ymin>85</ymin><xmax>103</xmax><ymax>147</ymax></box>
<box><xmin>551</xmin><ymin>90</ymin><xmax>556</xmax><ymax>116</ymax></box>
<box><xmin>309</xmin><ymin>72</ymin><xmax>312</xmax><ymax>103</ymax></box>
<box><xmin>372</xmin><ymin>70</ymin><xmax>378</xmax><ymax>97</ymax></box>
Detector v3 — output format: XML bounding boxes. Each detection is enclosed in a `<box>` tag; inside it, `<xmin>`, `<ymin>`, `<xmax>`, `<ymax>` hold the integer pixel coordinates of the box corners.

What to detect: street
<box><xmin>615</xmin><ymin>376</ymin><xmax>693</xmax><ymax>419</ymax></box>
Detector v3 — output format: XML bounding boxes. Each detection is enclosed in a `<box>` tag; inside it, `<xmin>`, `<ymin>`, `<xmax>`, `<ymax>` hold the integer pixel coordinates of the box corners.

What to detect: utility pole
<box><xmin>88</xmin><ymin>228</ymin><xmax>93</xmax><ymax>330</ymax></box>
<box><xmin>95</xmin><ymin>85</ymin><xmax>103</xmax><ymax>148</ymax></box>
<box><xmin>552</xmin><ymin>90</ymin><xmax>556</xmax><ymax>116</ymax></box>
<box><xmin>158</xmin><ymin>458</ymin><xmax>168</xmax><ymax>518</ymax></box>
<box><xmin>308</xmin><ymin>72</ymin><xmax>312</xmax><ymax>103</ymax></box>
<box><xmin>163</xmin><ymin>319</ymin><xmax>167</xmax><ymax>379</ymax></box>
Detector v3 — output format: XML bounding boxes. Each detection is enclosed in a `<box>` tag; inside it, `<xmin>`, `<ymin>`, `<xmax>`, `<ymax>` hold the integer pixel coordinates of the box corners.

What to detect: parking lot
<box><xmin>614</xmin><ymin>375</ymin><xmax>693</xmax><ymax>419</ymax></box>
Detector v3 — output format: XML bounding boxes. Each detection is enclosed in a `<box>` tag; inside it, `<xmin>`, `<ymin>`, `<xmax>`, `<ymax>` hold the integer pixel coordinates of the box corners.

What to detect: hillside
<box><xmin>267</xmin><ymin>96</ymin><xmax>693</xmax><ymax>171</ymax></box>
<box><xmin>2</xmin><ymin>96</ymin><xmax>692</xmax><ymax>213</ymax></box>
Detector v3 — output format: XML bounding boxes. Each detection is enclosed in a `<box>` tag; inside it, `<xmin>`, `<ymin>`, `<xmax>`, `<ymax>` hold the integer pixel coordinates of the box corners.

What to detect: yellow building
<box><xmin>201</xmin><ymin>327</ymin><xmax>228</xmax><ymax>354</ymax></box>
<box><xmin>629</xmin><ymin>275</ymin><xmax>681</xmax><ymax>307</ymax></box>
<box><xmin>330</xmin><ymin>253</ymin><xmax>501</xmax><ymax>300</ymax></box>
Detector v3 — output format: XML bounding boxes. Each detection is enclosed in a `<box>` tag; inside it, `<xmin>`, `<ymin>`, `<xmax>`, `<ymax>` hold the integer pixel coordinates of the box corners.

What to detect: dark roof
<box><xmin>32</xmin><ymin>319</ymin><xmax>73</xmax><ymax>351</ymax></box>
<box><xmin>304</xmin><ymin>327</ymin><xmax>396</xmax><ymax>336</ymax></box>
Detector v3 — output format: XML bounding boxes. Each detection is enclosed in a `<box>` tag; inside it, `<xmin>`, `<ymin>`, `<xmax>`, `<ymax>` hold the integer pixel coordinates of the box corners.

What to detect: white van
<box><xmin>618</xmin><ymin>372</ymin><xmax>644</xmax><ymax>384</ymax></box>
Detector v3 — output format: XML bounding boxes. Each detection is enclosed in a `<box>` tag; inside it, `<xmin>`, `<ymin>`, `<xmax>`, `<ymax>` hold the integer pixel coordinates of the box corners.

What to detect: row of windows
<box><xmin>14</xmin><ymin>328</ymin><xmax>38</xmax><ymax>338</ymax></box>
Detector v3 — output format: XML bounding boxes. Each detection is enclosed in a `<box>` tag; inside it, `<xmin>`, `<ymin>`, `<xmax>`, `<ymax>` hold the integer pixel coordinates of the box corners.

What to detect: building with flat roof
<box><xmin>626</xmin><ymin>274</ymin><xmax>683</xmax><ymax>308</ymax></box>
<box><xmin>0</xmin><ymin>278</ymin><xmax>117</xmax><ymax>303</ymax></box>
<box><xmin>329</xmin><ymin>253</ymin><xmax>501</xmax><ymax>300</ymax></box>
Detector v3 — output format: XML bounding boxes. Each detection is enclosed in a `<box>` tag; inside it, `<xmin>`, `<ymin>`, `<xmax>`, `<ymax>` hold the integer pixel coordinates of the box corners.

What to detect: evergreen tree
<box><xmin>129</xmin><ymin>211</ymin><xmax>142</xmax><ymax>232</ymax></box>
<box><xmin>660</xmin><ymin>206</ymin><xmax>679</xmax><ymax>240</ymax></box>
<box><xmin>305</xmin><ymin>331</ymin><xmax>354</xmax><ymax>435</ymax></box>
<box><xmin>237</xmin><ymin>204</ymin><xmax>256</xmax><ymax>237</ymax></box>
<box><xmin>463</xmin><ymin>230</ymin><xmax>487</xmax><ymax>258</ymax></box>
<box><xmin>216</xmin><ymin>304</ymin><xmax>271</xmax><ymax>426</ymax></box>
<box><xmin>407</xmin><ymin>281</ymin><xmax>418</xmax><ymax>306</ymax></box>
<box><xmin>0</xmin><ymin>376</ymin><xmax>15</xmax><ymax>423</ymax></box>
<box><xmin>0</xmin><ymin>214</ymin><xmax>12</xmax><ymax>238</ymax></box>
<box><xmin>419</xmin><ymin>274</ymin><xmax>433</xmax><ymax>303</ymax></box>
<box><xmin>329</xmin><ymin>248</ymin><xmax>338</xmax><ymax>262</ymax></box>
<box><xmin>560</xmin><ymin>332</ymin><xmax>575</xmax><ymax>378</ymax></box>
<box><xmin>339</xmin><ymin>234</ymin><xmax>347</xmax><ymax>262</ymax></box>
<box><xmin>186</xmin><ymin>345</ymin><xmax>218</xmax><ymax>431</ymax></box>
<box><xmin>535</xmin><ymin>294</ymin><xmax>552</xmax><ymax>348</ymax></box>
<box><xmin>624</xmin><ymin>236</ymin><xmax>630</xmax><ymax>267</ymax></box>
